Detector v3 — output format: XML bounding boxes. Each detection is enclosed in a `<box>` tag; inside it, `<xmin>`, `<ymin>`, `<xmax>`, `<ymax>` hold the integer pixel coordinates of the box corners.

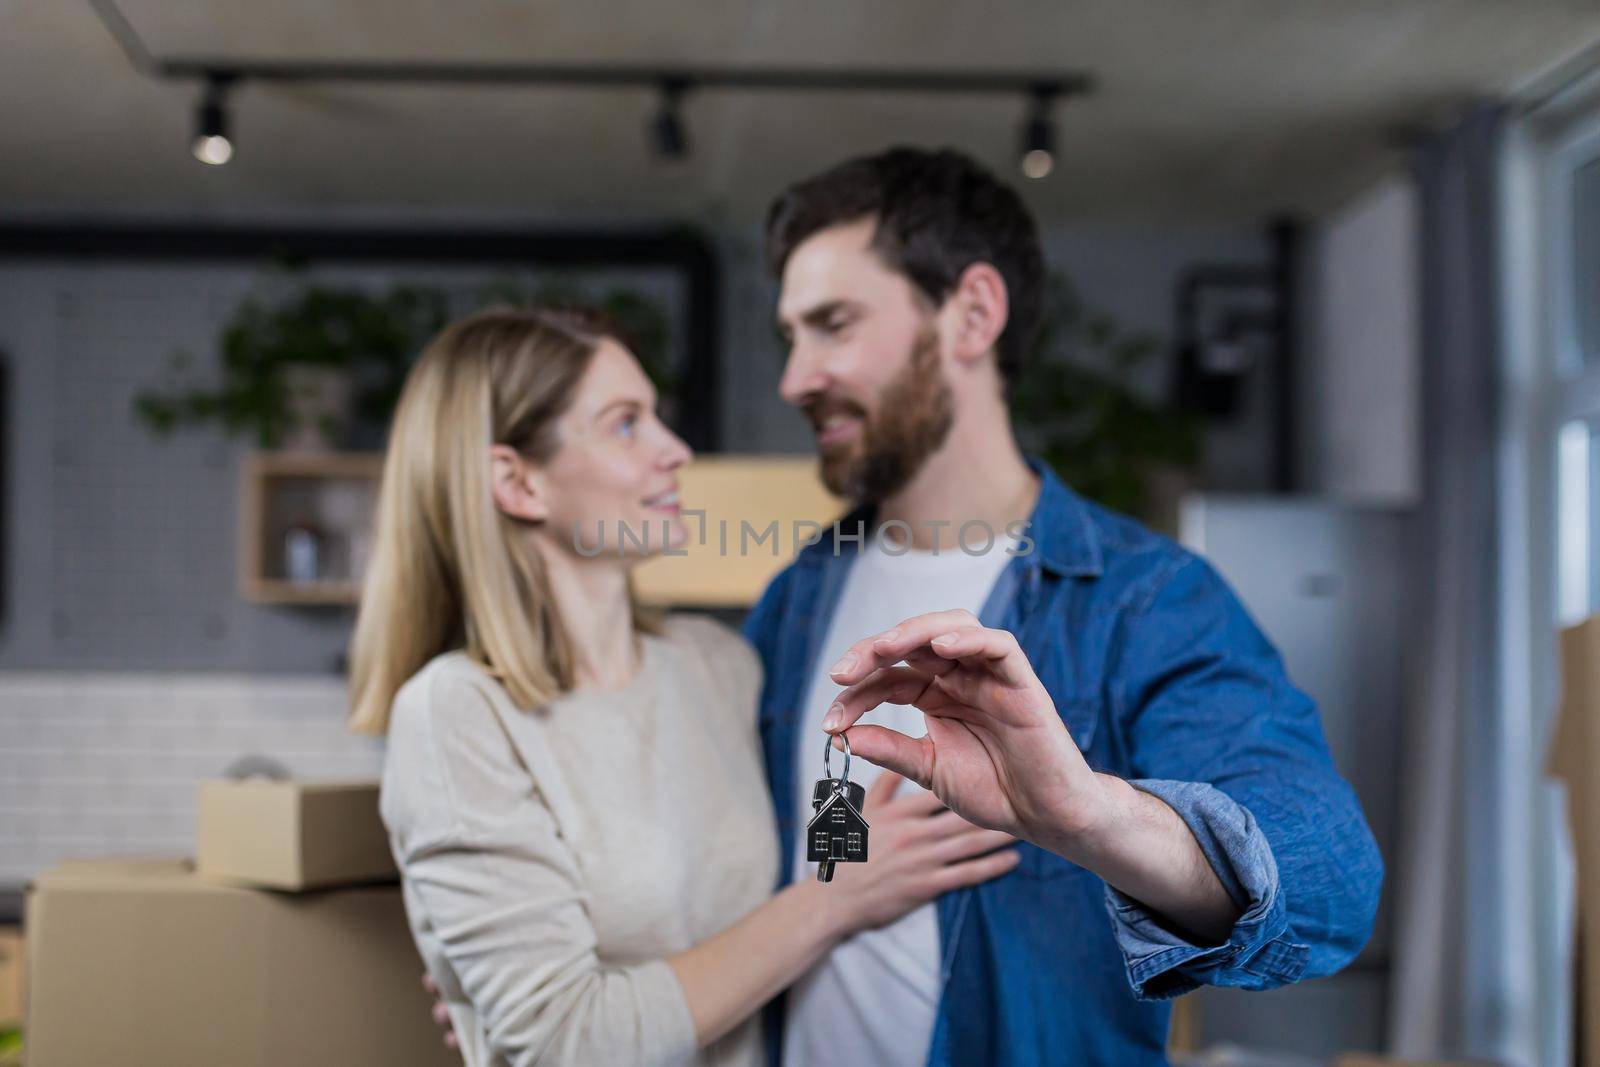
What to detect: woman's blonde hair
<box><xmin>348</xmin><ymin>305</ymin><xmax>655</xmax><ymax>734</ymax></box>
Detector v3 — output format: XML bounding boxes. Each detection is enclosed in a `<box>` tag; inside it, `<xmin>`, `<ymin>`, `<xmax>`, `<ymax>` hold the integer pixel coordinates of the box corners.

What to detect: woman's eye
<box><xmin>616</xmin><ymin>414</ymin><xmax>637</xmax><ymax>438</ymax></box>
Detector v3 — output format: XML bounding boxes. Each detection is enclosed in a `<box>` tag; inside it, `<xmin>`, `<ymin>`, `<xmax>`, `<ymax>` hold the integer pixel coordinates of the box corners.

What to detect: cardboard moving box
<box><xmin>26</xmin><ymin>856</ymin><xmax>453</xmax><ymax>1067</ymax></box>
<box><xmin>0</xmin><ymin>926</ymin><xmax>21</xmax><ymax>1025</ymax></box>
<box><xmin>631</xmin><ymin>455</ymin><xmax>843</xmax><ymax>607</ymax></box>
<box><xmin>196</xmin><ymin>778</ymin><xmax>396</xmax><ymax>890</ymax></box>
<box><xmin>1554</xmin><ymin>614</ymin><xmax>1600</xmax><ymax>1067</ymax></box>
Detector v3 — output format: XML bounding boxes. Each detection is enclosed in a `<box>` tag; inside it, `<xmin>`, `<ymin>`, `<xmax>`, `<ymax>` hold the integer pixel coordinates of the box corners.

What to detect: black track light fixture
<box><xmin>1019</xmin><ymin>85</ymin><xmax>1057</xmax><ymax>180</ymax></box>
<box><xmin>651</xmin><ymin>78</ymin><xmax>690</xmax><ymax>161</ymax></box>
<box><xmin>192</xmin><ymin>72</ymin><xmax>236</xmax><ymax>165</ymax></box>
<box><xmin>88</xmin><ymin>2</ymin><xmax>1095</xmax><ymax>168</ymax></box>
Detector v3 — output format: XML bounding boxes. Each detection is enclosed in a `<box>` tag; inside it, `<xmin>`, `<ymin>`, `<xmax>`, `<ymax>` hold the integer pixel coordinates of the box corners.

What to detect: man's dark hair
<box><xmin>764</xmin><ymin>146</ymin><xmax>1045</xmax><ymax>385</ymax></box>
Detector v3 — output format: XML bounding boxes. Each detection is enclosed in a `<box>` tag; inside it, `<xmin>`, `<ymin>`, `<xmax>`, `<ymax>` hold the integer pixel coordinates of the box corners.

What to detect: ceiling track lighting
<box><xmin>87</xmin><ymin>4</ymin><xmax>1092</xmax><ymax>169</ymax></box>
<box><xmin>191</xmin><ymin>72</ymin><xmax>235</xmax><ymax>165</ymax></box>
<box><xmin>1019</xmin><ymin>84</ymin><xmax>1058</xmax><ymax>180</ymax></box>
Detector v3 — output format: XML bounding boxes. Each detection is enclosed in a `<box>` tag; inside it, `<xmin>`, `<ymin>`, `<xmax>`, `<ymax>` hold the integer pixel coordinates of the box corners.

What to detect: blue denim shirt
<box><xmin>742</xmin><ymin>458</ymin><xmax>1383</xmax><ymax>1067</ymax></box>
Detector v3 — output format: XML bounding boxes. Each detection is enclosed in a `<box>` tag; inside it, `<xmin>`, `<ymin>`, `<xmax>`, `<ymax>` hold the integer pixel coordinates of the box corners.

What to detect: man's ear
<box><xmin>488</xmin><ymin>445</ymin><xmax>551</xmax><ymax>523</ymax></box>
<box><xmin>945</xmin><ymin>262</ymin><xmax>1010</xmax><ymax>368</ymax></box>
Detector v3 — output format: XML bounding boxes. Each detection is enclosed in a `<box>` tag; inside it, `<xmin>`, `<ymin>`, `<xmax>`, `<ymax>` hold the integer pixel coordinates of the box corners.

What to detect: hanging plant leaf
<box><xmin>1011</xmin><ymin>272</ymin><xmax>1203</xmax><ymax>518</ymax></box>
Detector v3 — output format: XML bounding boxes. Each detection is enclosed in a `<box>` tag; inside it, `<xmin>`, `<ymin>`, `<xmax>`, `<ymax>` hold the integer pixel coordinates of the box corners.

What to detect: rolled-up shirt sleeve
<box><xmin>1102</xmin><ymin>555</ymin><xmax>1383</xmax><ymax>1000</ymax></box>
<box><xmin>381</xmin><ymin>667</ymin><xmax>698</xmax><ymax>1067</ymax></box>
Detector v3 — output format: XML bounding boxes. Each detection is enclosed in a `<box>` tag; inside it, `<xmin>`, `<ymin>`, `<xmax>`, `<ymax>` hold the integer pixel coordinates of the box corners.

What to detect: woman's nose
<box><xmin>660</xmin><ymin>427</ymin><xmax>692</xmax><ymax>470</ymax></box>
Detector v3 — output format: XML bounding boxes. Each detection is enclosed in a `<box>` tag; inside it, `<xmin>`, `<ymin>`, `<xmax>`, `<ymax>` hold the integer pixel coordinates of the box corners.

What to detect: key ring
<box><xmin>822</xmin><ymin>731</ymin><xmax>851</xmax><ymax>791</ymax></box>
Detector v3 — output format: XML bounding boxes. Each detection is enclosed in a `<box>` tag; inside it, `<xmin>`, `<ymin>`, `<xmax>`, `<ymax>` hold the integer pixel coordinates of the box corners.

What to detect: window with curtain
<box><xmin>1555</xmin><ymin>135</ymin><xmax>1600</xmax><ymax>627</ymax></box>
<box><xmin>1514</xmin><ymin>85</ymin><xmax>1600</xmax><ymax>1067</ymax></box>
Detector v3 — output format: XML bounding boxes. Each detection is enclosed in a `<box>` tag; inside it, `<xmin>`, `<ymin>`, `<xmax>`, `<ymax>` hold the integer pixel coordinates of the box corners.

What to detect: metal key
<box><xmin>806</xmin><ymin>732</ymin><xmax>870</xmax><ymax>882</ymax></box>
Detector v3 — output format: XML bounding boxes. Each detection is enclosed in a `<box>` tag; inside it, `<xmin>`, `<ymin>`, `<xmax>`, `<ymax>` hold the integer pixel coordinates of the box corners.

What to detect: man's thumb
<box><xmin>840</xmin><ymin>726</ymin><xmax>930</xmax><ymax>796</ymax></box>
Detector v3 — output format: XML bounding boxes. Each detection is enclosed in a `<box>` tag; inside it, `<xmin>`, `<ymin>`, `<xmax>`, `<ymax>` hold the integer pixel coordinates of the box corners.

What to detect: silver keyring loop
<box><xmin>822</xmin><ymin>730</ymin><xmax>851</xmax><ymax>787</ymax></box>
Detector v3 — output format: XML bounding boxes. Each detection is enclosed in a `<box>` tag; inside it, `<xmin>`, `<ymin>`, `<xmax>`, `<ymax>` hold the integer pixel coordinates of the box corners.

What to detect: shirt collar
<box><xmin>1022</xmin><ymin>455</ymin><xmax>1104</xmax><ymax>578</ymax></box>
<box><xmin>796</xmin><ymin>455</ymin><xmax>1104</xmax><ymax>579</ymax></box>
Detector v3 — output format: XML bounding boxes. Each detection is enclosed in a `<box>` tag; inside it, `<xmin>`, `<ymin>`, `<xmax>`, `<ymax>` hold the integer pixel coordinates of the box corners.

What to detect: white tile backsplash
<box><xmin>0</xmin><ymin>670</ymin><xmax>383</xmax><ymax>886</ymax></box>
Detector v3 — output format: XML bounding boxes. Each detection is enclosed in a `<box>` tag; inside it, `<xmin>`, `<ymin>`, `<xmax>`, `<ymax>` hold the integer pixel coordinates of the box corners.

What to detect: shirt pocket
<box><xmin>1024</xmin><ymin>628</ymin><xmax>1101</xmax><ymax>754</ymax></box>
<box><xmin>1016</xmin><ymin>697</ymin><xmax>1102</xmax><ymax>880</ymax></box>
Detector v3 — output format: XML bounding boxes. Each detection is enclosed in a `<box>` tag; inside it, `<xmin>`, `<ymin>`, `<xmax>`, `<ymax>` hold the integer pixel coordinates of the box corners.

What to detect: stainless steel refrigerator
<box><xmin>1178</xmin><ymin>494</ymin><xmax>1411</xmax><ymax>1061</ymax></box>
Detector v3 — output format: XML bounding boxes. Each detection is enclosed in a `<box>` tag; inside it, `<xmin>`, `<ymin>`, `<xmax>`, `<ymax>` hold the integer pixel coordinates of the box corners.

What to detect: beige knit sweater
<box><xmin>380</xmin><ymin>615</ymin><xmax>779</xmax><ymax>1067</ymax></box>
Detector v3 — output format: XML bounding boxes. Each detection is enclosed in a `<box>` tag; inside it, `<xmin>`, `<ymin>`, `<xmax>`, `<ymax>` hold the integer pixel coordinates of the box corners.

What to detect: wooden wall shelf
<box><xmin>237</xmin><ymin>451</ymin><xmax>842</xmax><ymax>609</ymax></box>
<box><xmin>238</xmin><ymin>451</ymin><xmax>383</xmax><ymax>606</ymax></box>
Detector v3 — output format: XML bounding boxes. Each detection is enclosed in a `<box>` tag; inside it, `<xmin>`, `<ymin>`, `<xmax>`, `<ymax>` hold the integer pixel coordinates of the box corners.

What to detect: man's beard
<box><xmin>816</xmin><ymin>324</ymin><xmax>954</xmax><ymax>503</ymax></box>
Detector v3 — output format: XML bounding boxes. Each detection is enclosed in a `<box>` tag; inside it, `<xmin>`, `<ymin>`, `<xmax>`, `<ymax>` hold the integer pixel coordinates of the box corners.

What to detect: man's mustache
<box><xmin>801</xmin><ymin>395</ymin><xmax>868</xmax><ymax>431</ymax></box>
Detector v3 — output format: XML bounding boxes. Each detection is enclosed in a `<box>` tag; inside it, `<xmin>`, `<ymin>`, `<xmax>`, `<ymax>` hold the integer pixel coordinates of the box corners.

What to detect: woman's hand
<box><xmin>812</xmin><ymin>769</ymin><xmax>1020</xmax><ymax>937</ymax></box>
<box><xmin>421</xmin><ymin>973</ymin><xmax>459</xmax><ymax>1054</ymax></box>
<box><xmin>665</xmin><ymin>766</ymin><xmax>1015</xmax><ymax>1049</ymax></box>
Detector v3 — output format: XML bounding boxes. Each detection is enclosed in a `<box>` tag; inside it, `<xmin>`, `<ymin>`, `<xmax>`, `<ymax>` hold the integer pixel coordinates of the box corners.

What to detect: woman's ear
<box><xmin>945</xmin><ymin>261</ymin><xmax>1010</xmax><ymax>368</ymax></box>
<box><xmin>488</xmin><ymin>445</ymin><xmax>550</xmax><ymax>523</ymax></box>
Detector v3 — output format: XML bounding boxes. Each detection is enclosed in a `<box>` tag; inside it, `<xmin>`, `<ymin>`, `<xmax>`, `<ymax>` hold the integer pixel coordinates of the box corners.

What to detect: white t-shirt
<box><xmin>783</xmin><ymin>532</ymin><xmax>1017</xmax><ymax>1067</ymax></box>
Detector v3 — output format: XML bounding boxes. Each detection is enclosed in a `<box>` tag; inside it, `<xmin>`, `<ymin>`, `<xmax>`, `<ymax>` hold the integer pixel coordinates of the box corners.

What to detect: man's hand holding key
<box><xmin>821</xmin><ymin>608</ymin><xmax>1111</xmax><ymax>847</ymax></box>
<box><xmin>823</xmin><ymin>608</ymin><xmax>1246</xmax><ymax>944</ymax></box>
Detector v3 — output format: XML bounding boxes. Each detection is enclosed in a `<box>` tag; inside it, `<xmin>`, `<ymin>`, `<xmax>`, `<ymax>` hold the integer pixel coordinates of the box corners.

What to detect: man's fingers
<box><xmin>828</xmin><ymin>609</ymin><xmax>982</xmax><ymax>684</ymax></box>
<box><xmin>823</xmin><ymin>665</ymin><xmax>933</xmax><ymax>733</ymax></box>
<box><xmin>903</xmin><ymin>644</ymin><xmax>960</xmax><ymax>677</ymax></box>
<box><xmin>432</xmin><ymin>1000</ymin><xmax>451</xmax><ymax>1027</ymax></box>
<box><xmin>421</xmin><ymin>972</ymin><xmax>438</xmax><ymax>996</ymax></box>
<box><xmin>925</xmin><ymin>625</ymin><xmax>1039</xmax><ymax>688</ymax></box>
<box><xmin>834</xmin><ymin>725</ymin><xmax>933</xmax><ymax>790</ymax></box>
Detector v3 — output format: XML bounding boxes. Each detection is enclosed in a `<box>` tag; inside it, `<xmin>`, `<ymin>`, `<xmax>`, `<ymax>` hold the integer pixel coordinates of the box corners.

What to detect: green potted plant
<box><xmin>1011</xmin><ymin>273</ymin><xmax>1203</xmax><ymax>530</ymax></box>
<box><xmin>134</xmin><ymin>273</ymin><xmax>677</xmax><ymax>451</ymax></box>
<box><xmin>133</xmin><ymin>280</ymin><xmax>449</xmax><ymax>450</ymax></box>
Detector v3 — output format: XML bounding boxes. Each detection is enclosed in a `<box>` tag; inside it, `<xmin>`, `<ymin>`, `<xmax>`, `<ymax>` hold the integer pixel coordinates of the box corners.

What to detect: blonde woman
<box><xmin>348</xmin><ymin>307</ymin><xmax>1019</xmax><ymax>1067</ymax></box>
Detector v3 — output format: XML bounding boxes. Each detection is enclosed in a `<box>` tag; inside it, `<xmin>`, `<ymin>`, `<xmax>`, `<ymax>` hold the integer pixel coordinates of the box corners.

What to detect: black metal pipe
<box><xmin>156</xmin><ymin>60</ymin><xmax>1095</xmax><ymax>98</ymax></box>
<box><xmin>90</xmin><ymin>0</ymin><xmax>1091</xmax><ymax>99</ymax></box>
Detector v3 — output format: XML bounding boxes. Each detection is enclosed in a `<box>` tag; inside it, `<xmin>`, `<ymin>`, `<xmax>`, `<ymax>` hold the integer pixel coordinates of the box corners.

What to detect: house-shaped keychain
<box><xmin>806</xmin><ymin>780</ymin><xmax>870</xmax><ymax>866</ymax></box>
<box><xmin>809</xmin><ymin>732</ymin><xmax>870</xmax><ymax>882</ymax></box>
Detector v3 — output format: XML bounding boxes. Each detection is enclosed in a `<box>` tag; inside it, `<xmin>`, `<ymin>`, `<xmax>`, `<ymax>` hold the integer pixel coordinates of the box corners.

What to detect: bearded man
<box><xmin>743</xmin><ymin>146</ymin><xmax>1382</xmax><ymax>1067</ymax></box>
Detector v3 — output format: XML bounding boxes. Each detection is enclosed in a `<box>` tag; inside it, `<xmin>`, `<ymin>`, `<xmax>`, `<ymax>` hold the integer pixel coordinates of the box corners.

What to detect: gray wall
<box><xmin>1299</xmin><ymin>173</ymin><xmax>1421</xmax><ymax>504</ymax></box>
<box><xmin>0</xmin><ymin>255</ymin><xmax>686</xmax><ymax>673</ymax></box>
<box><xmin>0</xmin><ymin>217</ymin><xmax>1274</xmax><ymax>673</ymax></box>
<box><xmin>718</xmin><ymin>221</ymin><xmax>1277</xmax><ymax>491</ymax></box>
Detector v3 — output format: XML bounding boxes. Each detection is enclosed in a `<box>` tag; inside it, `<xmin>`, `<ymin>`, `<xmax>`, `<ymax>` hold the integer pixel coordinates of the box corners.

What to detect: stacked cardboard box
<box><xmin>1555</xmin><ymin>617</ymin><xmax>1600</xmax><ymax>1067</ymax></box>
<box><xmin>195</xmin><ymin>778</ymin><xmax>397</xmax><ymax>890</ymax></box>
<box><xmin>0</xmin><ymin>927</ymin><xmax>21</xmax><ymax>1025</ymax></box>
<box><xmin>26</xmin><ymin>781</ymin><xmax>453</xmax><ymax>1067</ymax></box>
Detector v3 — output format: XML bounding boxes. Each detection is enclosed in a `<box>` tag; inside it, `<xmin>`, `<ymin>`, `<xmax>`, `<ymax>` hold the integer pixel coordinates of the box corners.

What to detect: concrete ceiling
<box><xmin>3</xmin><ymin>1</ymin><xmax>1600</xmax><ymax>225</ymax></box>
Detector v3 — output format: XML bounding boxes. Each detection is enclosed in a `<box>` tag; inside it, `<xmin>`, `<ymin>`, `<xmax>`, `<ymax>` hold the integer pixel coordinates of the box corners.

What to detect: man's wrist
<box><xmin>1030</xmin><ymin>771</ymin><xmax>1137</xmax><ymax>869</ymax></box>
